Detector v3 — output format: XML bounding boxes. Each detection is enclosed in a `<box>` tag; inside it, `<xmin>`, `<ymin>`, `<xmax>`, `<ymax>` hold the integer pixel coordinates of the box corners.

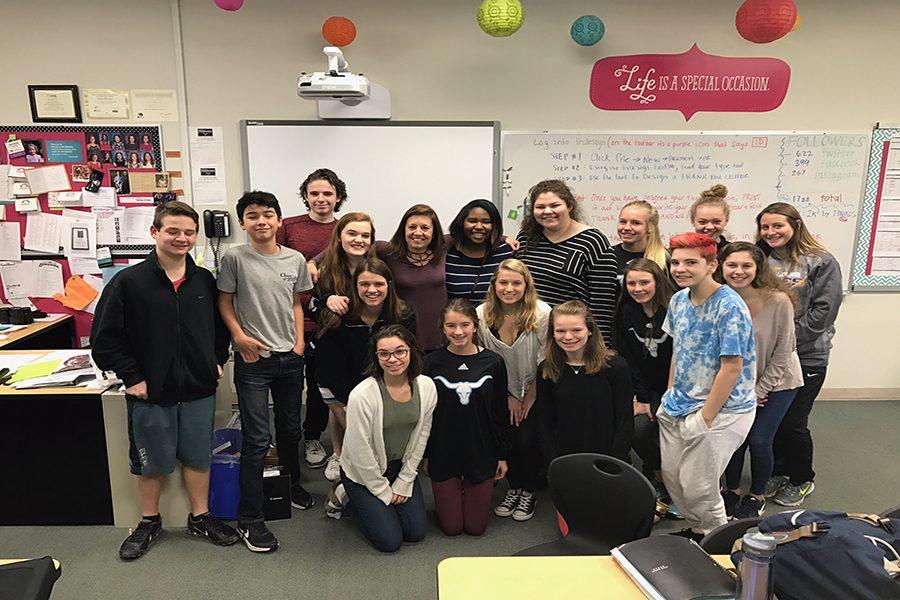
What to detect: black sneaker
<box><xmin>187</xmin><ymin>512</ymin><xmax>239</xmax><ymax>546</ymax></box>
<box><xmin>237</xmin><ymin>521</ymin><xmax>278</xmax><ymax>553</ymax></box>
<box><xmin>722</xmin><ymin>490</ymin><xmax>741</xmax><ymax>519</ymax></box>
<box><xmin>732</xmin><ymin>495</ymin><xmax>766</xmax><ymax>520</ymax></box>
<box><xmin>290</xmin><ymin>483</ymin><xmax>315</xmax><ymax>510</ymax></box>
<box><xmin>494</xmin><ymin>488</ymin><xmax>521</xmax><ymax>518</ymax></box>
<box><xmin>512</xmin><ymin>490</ymin><xmax>536</xmax><ymax>522</ymax></box>
<box><xmin>119</xmin><ymin>518</ymin><xmax>162</xmax><ymax>560</ymax></box>
<box><xmin>669</xmin><ymin>528</ymin><xmax>704</xmax><ymax>543</ymax></box>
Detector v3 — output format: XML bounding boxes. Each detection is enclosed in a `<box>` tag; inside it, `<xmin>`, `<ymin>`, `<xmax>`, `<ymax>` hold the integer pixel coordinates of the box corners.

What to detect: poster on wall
<box><xmin>590</xmin><ymin>44</ymin><xmax>790</xmax><ymax>120</ymax></box>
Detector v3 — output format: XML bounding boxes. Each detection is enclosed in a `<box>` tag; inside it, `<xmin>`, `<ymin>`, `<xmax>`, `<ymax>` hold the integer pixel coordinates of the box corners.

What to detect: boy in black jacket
<box><xmin>91</xmin><ymin>201</ymin><xmax>237</xmax><ymax>560</ymax></box>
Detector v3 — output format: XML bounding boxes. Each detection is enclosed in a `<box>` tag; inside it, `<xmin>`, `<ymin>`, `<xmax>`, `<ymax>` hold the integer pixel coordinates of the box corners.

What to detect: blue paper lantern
<box><xmin>571</xmin><ymin>15</ymin><xmax>605</xmax><ymax>46</ymax></box>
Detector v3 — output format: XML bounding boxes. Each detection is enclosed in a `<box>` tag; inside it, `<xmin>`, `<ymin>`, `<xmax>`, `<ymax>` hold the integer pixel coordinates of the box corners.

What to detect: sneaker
<box><xmin>512</xmin><ymin>490</ymin><xmax>536</xmax><ymax>522</ymax></box>
<box><xmin>733</xmin><ymin>495</ymin><xmax>766</xmax><ymax>520</ymax></box>
<box><xmin>666</xmin><ymin>501</ymin><xmax>685</xmax><ymax>520</ymax></box>
<box><xmin>187</xmin><ymin>512</ymin><xmax>239</xmax><ymax>546</ymax></box>
<box><xmin>764</xmin><ymin>475</ymin><xmax>790</xmax><ymax>498</ymax></box>
<box><xmin>304</xmin><ymin>439</ymin><xmax>328</xmax><ymax>468</ymax></box>
<box><xmin>669</xmin><ymin>528</ymin><xmax>704</xmax><ymax>543</ymax></box>
<box><xmin>324</xmin><ymin>454</ymin><xmax>341</xmax><ymax>482</ymax></box>
<box><xmin>237</xmin><ymin>521</ymin><xmax>278</xmax><ymax>553</ymax></box>
<box><xmin>722</xmin><ymin>490</ymin><xmax>741</xmax><ymax>519</ymax></box>
<box><xmin>652</xmin><ymin>480</ymin><xmax>670</xmax><ymax>517</ymax></box>
<box><xmin>494</xmin><ymin>488</ymin><xmax>522</xmax><ymax>518</ymax></box>
<box><xmin>119</xmin><ymin>518</ymin><xmax>162</xmax><ymax>560</ymax></box>
<box><xmin>773</xmin><ymin>481</ymin><xmax>815</xmax><ymax>507</ymax></box>
<box><xmin>325</xmin><ymin>483</ymin><xmax>346</xmax><ymax>520</ymax></box>
<box><xmin>290</xmin><ymin>483</ymin><xmax>315</xmax><ymax>510</ymax></box>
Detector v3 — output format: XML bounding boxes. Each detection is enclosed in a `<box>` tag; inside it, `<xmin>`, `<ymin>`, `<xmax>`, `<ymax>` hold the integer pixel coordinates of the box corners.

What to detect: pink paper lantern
<box><xmin>735</xmin><ymin>0</ymin><xmax>797</xmax><ymax>44</ymax></box>
<box><xmin>214</xmin><ymin>0</ymin><xmax>244</xmax><ymax>11</ymax></box>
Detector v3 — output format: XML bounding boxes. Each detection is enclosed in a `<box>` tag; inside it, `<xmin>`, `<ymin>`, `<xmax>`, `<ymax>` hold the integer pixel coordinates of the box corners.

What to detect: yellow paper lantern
<box><xmin>477</xmin><ymin>0</ymin><xmax>524</xmax><ymax>37</ymax></box>
<box><xmin>791</xmin><ymin>12</ymin><xmax>802</xmax><ymax>31</ymax></box>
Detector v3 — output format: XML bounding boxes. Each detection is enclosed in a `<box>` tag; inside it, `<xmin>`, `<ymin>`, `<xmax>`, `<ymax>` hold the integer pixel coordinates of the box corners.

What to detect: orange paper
<box><xmin>53</xmin><ymin>275</ymin><xmax>99</xmax><ymax>311</ymax></box>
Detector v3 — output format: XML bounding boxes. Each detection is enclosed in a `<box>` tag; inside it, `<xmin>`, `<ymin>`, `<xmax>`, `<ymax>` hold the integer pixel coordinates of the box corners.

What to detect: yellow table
<box><xmin>437</xmin><ymin>555</ymin><xmax>733</xmax><ymax>600</ymax></box>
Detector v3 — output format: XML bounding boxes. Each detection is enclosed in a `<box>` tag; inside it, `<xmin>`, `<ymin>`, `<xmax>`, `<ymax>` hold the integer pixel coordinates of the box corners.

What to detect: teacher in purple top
<box><xmin>377</xmin><ymin>205</ymin><xmax>449</xmax><ymax>352</ymax></box>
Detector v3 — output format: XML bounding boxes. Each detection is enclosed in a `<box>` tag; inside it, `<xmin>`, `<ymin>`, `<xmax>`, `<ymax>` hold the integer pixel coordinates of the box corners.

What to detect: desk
<box><xmin>0</xmin><ymin>350</ymin><xmax>113</xmax><ymax>525</ymax></box>
<box><xmin>437</xmin><ymin>555</ymin><xmax>734</xmax><ymax>600</ymax></box>
<box><xmin>0</xmin><ymin>315</ymin><xmax>74</xmax><ymax>350</ymax></box>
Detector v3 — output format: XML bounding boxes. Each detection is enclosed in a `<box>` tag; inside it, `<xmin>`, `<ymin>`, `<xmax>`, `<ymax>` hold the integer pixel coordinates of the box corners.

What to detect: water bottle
<box><xmin>736</xmin><ymin>531</ymin><xmax>777</xmax><ymax>600</ymax></box>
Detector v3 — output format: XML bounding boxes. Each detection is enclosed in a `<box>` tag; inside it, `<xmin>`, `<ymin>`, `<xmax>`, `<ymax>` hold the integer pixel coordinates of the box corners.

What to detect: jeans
<box><xmin>507</xmin><ymin>409</ymin><xmax>541</xmax><ymax>492</ymax></box>
<box><xmin>724</xmin><ymin>388</ymin><xmax>798</xmax><ymax>495</ymax></box>
<box><xmin>234</xmin><ymin>351</ymin><xmax>304</xmax><ymax>523</ymax></box>
<box><xmin>302</xmin><ymin>343</ymin><xmax>329</xmax><ymax>441</ymax></box>
<box><xmin>632</xmin><ymin>413</ymin><xmax>661</xmax><ymax>478</ymax></box>
<box><xmin>431</xmin><ymin>477</ymin><xmax>494</xmax><ymax>536</ymax></box>
<box><xmin>341</xmin><ymin>461</ymin><xmax>426</xmax><ymax>552</ymax></box>
<box><xmin>772</xmin><ymin>365</ymin><xmax>827</xmax><ymax>485</ymax></box>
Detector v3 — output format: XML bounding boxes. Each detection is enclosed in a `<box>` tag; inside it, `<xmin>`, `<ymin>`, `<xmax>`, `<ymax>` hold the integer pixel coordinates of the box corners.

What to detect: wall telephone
<box><xmin>203</xmin><ymin>210</ymin><xmax>231</xmax><ymax>238</ymax></box>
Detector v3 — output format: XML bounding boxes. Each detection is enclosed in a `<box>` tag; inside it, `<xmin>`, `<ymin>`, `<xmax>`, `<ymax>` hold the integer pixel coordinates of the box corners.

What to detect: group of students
<box><xmin>90</xmin><ymin>169</ymin><xmax>841</xmax><ymax>558</ymax></box>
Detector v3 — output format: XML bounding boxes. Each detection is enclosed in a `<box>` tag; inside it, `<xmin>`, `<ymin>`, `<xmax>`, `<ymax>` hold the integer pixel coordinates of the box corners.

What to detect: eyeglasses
<box><xmin>376</xmin><ymin>347</ymin><xmax>410</xmax><ymax>361</ymax></box>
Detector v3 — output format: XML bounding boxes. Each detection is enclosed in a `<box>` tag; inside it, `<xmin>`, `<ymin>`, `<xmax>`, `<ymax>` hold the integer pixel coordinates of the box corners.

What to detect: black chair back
<box><xmin>549</xmin><ymin>453</ymin><xmax>656</xmax><ymax>551</ymax></box>
<box><xmin>880</xmin><ymin>505</ymin><xmax>900</xmax><ymax>520</ymax></box>
<box><xmin>700</xmin><ymin>517</ymin><xmax>764</xmax><ymax>555</ymax></box>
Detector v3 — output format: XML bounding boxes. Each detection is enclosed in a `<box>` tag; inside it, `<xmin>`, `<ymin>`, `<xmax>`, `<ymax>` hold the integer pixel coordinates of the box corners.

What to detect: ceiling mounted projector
<box><xmin>298</xmin><ymin>47</ymin><xmax>369</xmax><ymax>99</ymax></box>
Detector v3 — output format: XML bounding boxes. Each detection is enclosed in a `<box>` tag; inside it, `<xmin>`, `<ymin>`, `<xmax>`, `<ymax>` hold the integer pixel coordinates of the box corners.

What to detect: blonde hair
<box><xmin>482</xmin><ymin>259</ymin><xmax>541</xmax><ymax>334</ymax></box>
<box><xmin>542</xmin><ymin>301</ymin><xmax>614</xmax><ymax>383</ymax></box>
<box><xmin>755</xmin><ymin>202</ymin><xmax>829</xmax><ymax>265</ymax></box>
<box><xmin>690</xmin><ymin>184</ymin><xmax>731</xmax><ymax>221</ymax></box>
<box><xmin>619</xmin><ymin>200</ymin><xmax>668</xmax><ymax>271</ymax></box>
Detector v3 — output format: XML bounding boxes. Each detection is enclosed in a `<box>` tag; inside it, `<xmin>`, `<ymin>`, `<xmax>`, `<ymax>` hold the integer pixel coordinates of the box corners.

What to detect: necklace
<box><xmin>407</xmin><ymin>249</ymin><xmax>433</xmax><ymax>266</ymax></box>
<box><xmin>569</xmin><ymin>364</ymin><xmax>583</xmax><ymax>375</ymax></box>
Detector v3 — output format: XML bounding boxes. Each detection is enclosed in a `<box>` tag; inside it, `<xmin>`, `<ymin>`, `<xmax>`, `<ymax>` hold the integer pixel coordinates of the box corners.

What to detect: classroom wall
<box><xmin>6</xmin><ymin>0</ymin><xmax>899</xmax><ymax>394</ymax></box>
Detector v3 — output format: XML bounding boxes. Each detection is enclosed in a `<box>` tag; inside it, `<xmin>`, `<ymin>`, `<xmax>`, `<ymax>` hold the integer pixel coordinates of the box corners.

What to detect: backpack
<box><xmin>731</xmin><ymin>510</ymin><xmax>900</xmax><ymax>600</ymax></box>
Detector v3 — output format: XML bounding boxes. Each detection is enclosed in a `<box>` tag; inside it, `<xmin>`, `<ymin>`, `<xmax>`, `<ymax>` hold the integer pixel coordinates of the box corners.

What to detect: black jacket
<box><xmin>612</xmin><ymin>301</ymin><xmax>672</xmax><ymax>413</ymax></box>
<box><xmin>90</xmin><ymin>251</ymin><xmax>229</xmax><ymax>404</ymax></box>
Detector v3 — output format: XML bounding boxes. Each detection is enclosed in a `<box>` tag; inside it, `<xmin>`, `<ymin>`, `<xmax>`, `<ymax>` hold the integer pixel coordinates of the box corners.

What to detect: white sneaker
<box><xmin>494</xmin><ymin>488</ymin><xmax>522</xmax><ymax>517</ymax></box>
<box><xmin>324</xmin><ymin>454</ymin><xmax>341</xmax><ymax>482</ymax></box>
<box><xmin>325</xmin><ymin>483</ymin><xmax>346</xmax><ymax>520</ymax></box>
<box><xmin>512</xmin><ymin>490</ymin><xmax>536</xmax><ymax>522</ymax></box>
<box><xmin>304</xmin><ymin>440</ymin><xmax>328</xmax><ymax>468</ymax></box>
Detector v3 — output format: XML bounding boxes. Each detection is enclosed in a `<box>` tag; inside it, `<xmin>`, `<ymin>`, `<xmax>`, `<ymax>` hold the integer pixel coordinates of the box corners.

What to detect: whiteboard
<box><xmin>242</xmin><ymin>121</ymin><xmax>499</xmax><ymax>236</ymax></box>
<box><xmin>502</xmin><ymin>131</ymin><xmax>870</xmax><ymax>290</ymax></box>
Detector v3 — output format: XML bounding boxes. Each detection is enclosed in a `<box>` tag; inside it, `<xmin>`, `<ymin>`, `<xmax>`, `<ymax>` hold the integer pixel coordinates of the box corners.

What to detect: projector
<box><xmin>298</xmin><ymin>71</ymin><xmax>369</xmax><ymax>99</ymax></box>
<box><xmin>298</xmin><ymin>46</ymin><xmax>369</xmax><ymax>99</ymax></box>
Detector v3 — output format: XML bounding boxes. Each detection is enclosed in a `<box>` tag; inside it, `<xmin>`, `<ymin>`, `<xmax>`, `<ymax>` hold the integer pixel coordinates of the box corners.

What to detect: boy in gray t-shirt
<box><xmin>217</xmin><ymin>191</ymin><xmax>314</xmax><ymax>553</ymax></box>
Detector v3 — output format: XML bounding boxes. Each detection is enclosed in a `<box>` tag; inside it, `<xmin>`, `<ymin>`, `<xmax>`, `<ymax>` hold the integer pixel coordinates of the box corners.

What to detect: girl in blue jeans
<box><xmin>339</xmin><ymin>325</ymin><xmax>437</xmax><ymax>552</ymax></box>
<box><xmin>718</xmin><ymin>242</ymin><xmax>805</xmax><ymax>519</ymax></box>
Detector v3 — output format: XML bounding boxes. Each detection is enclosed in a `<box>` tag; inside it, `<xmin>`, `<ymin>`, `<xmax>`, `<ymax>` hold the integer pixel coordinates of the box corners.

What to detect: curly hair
<box><xmin>298</xmin><ymin>168</ymin><xmax>348</xmax><ymax>212</ymax></box>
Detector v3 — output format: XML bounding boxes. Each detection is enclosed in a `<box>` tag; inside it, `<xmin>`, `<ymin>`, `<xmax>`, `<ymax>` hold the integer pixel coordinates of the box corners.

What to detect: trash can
<box><xmin>209</xmin><ymin>427</ymin><xmax>241</xmax><ymax>521</ymax></box>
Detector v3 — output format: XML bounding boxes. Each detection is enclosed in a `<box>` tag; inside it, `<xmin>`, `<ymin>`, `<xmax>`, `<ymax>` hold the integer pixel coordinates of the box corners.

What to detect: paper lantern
<box><xmin>791</xmin><ymin>12</ymin><xmax>802</xmax><ymax>32</ymax></box>
<box><xmin>570</xmin><ymin>15</ymin><xmax>605</xmax><ymax>46</ymax></box>
<box><xmin>735</xmin><ymin>0</ymin><xmax>797</xmax><ymax>44</ymax></box>
<box><xmin>214</xmin><ymin>0</ymin><xmax>243</xmax><ymax>11</ymax></box>
<box><xmin>476</xmin><ymin>0</ymin><xmax>524</xmax><ymax>38</ymax></box>
<box><xmin>322</xmin><ymin>16</ymin><xmax>357</xmax><ymax>47</ymax></box>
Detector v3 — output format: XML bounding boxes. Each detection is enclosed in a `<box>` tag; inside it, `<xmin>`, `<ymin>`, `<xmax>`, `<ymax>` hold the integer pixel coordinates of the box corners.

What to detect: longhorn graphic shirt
<box><xmin>424</xmin><ymin>347</ymin><xmax>511</xmax><ymax>483</ymax></box>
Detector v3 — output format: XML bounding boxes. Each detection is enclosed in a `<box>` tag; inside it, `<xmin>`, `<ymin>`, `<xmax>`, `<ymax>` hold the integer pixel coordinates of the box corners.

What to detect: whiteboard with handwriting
<box><xmin>502</xmin><ymin>131</ymin><xmax>870</xmax><ymax>290</ymax></box>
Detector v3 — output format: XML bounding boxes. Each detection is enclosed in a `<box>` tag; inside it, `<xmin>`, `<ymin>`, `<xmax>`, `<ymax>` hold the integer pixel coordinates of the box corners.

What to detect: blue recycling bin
<box><xmin>209</xmin><ymin>428</ymin><xmax>241</xmax><ymax>520</ymax></box>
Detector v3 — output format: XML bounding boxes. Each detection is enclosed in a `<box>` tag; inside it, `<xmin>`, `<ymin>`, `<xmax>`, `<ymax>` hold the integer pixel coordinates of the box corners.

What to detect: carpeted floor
<box><xmin>2</xmin><ymin>400</ymin><xmax>897</xmax><ymax>600</ymax></box>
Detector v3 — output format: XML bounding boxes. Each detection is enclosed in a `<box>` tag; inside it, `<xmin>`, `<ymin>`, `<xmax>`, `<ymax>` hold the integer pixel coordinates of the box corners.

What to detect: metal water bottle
<box><xmin>736</xmin><ymin>531</ymin><xmax>777</xmax><ymax>600</ymax></box>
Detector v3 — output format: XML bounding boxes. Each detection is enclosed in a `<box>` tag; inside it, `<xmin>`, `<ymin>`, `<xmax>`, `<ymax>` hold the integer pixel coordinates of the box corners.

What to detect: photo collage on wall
<box><xmin>81</xmin><ymin>127</ymin><xmax>165</xmax><ymax>199</ymax></box>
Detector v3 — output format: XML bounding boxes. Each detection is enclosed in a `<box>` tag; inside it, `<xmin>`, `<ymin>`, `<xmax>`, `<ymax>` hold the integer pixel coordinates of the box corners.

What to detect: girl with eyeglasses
<box><xmin>316</xmin><ymin>258</ymin><xmax>416</xmax><ymax>484</ymax></box>
<box><xmin>339</xmin><ymin>325</ymin><xmax>437</xmax><ymax>552</ymax></box>
<box><xmin>423</xmin><ymin>298</ymin><xmax>510</xmax><ymax>536</ymax></box>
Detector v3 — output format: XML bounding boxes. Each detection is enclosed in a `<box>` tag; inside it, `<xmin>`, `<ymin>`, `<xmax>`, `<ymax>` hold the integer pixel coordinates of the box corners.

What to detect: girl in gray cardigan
<box><xmin>756</xmin><ymin>203</ymin><xmax>842</xmax><ymax>507</ymax></box>
<box><xmin>717</xmin><ymin>242</ymin><xmax>804</xmax><ymax>520</ymax></box>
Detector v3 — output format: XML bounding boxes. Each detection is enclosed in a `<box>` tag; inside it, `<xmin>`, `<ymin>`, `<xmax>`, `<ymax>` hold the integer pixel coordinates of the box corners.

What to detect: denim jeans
<box><xmin>724</xmin><ymin>388</ymin><xmax>798</xmax><ymax>495</ymax></box>
<box><xmin>341</xmin><ymin>461</ymin><xmax>426</xmax><ymax>552</ymax></box>
<box><xmin>234</xmin><ymin>351</ymin><xmax>304</xmax><ymax>523</ymax></box>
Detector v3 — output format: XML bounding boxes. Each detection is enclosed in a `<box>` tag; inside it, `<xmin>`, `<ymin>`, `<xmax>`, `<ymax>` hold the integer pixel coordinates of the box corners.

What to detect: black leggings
<box><xmin>772</xmin><ymin>365</ymin><xmax>827</xmax><ymax>485</ymax></box>
<box><xmin>505</xmin><ymin>410</ymin><xmax>541</xmax><ymax>492</ymax></box>
<box><xmin>632</xmin><ymin>413</ymin><xmax>661</xmax><ymax>479</ymax></box>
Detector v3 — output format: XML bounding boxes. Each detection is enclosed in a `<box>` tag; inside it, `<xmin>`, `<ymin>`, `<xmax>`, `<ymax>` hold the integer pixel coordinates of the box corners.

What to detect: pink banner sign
<box><xmin>590</xmin><ymin>44</ymin><xmax>790</xmax><ymax>120</ymax></box>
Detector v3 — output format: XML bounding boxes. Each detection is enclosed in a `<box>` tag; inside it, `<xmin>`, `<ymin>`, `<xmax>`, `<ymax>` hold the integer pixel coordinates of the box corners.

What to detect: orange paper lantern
<box><xmin>322</xmin><ymin>16</ymin><xmax>357</xmax><ymax>47</ymax></box>
<box><xmin>735</xmin><ymin>0</ymin><xmax>797</xmax><ymax>44</ymax></box>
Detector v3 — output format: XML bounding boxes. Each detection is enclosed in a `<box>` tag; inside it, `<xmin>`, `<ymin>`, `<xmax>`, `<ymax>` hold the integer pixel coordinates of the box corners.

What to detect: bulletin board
<box><xmin>850</xmin><ymin>127</ymin><xmax>900</xmax><ymax>290</ymax></box>
<box><xmin>0</xmin><ymin>124</ymin><xmax>167</xmax><ymax>347</ymax></box>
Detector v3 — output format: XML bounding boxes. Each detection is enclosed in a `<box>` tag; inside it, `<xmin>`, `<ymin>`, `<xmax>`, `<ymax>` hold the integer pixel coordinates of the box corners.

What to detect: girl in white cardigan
<box><xmin>339</xmin><ymin>324</ymin><xmax>437</xmax><ymax>552</ymax></box>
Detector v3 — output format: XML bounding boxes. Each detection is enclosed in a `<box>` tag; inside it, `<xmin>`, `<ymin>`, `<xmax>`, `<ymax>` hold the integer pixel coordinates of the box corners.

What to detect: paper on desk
<box><xmin>123</xmin><ymin>206</ymin><xmax>154</xmax><ymax>243</ymax></box>
<box><xmin>34</xmin><ymin>260</ymin><xmax>64</xmax><ymax>298</ymax></box>
<box><xmin>24</xmin><ymin>165</ymin><xmax>71</xmax><ymax>195</ymax></box>
<box><xmin>0</xmin><ymin>222</ymin><xmax>21</xmax><ymax>261</ymax></box>
<box><xmin>81</xmin><ymin>186</ymin><xmax>117</xmax><ymax>208</ymax></box>
<box><xmin>0</xmin><ymin>353</ymin><xmax>43</xmax><ymax>373</ymax></box>
<box><xmin>9</xmin><ymin>359</ymin><xmax>62</xmax><ymax>383</ymax></box>
<box><xmin>24</xmin><ymin>213</ymin><xmax>63</xmax><ymax>254</ymax></box>
<box><xmin>0</xmin><ymin>261</ymin><xmax>34</xmax><ymax>298</ymax></box>
<box><xmin>93</xmin><ymin>207</ymin><xmax>124</xmax><ymax>245</ymax></box>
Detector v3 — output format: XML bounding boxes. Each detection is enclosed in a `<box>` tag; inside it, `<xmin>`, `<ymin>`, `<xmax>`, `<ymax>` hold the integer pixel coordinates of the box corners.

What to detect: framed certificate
<box><xmin>27</xmin><ymin>85</ymin><xmax>83</xmax><ymax>123</ymax></box>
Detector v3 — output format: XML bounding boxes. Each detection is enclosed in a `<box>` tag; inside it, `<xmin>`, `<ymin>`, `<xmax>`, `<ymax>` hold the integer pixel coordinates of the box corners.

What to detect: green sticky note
<box><xmin>507</xmin><ymin>209</ymin><xmax>518</xmax><ymax>220</ymax></box>
<box><xmin>7</xmin><ymin>134</ymin><xmax>16</xmax><ymax>141</ymax></box>
<box><xmin>9</xmin><ymin>360</ymin><xmax>61</xmax><ymax>383</ymax></box>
